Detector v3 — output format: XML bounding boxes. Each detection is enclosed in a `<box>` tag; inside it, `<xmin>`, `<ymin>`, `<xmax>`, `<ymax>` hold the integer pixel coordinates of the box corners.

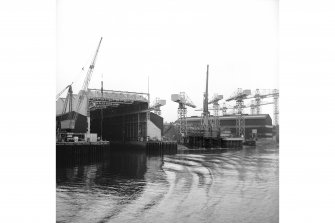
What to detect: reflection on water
<box><xmin>57</xmin><ymin>140</ymin><xmax>279</xmax><ymax>223</ymax></box>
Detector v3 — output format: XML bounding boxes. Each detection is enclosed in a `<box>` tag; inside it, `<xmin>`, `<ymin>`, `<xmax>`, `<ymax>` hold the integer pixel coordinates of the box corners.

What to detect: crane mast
<box><xmin>150</xmin><ymin>98</ymin><xmax>166</xmax><ymax>116</ymax></box>
<box><xmin>71</xmin><ymin>37</ymin><xmax>103</xmax><ymax>131</ymax></box>
<box><xmin>201</xmin><ymin>65</ymin><xmax>210</xmax><ymax>132</ymax></box>
<box><xmin>247</xmin><ymin>88</ymin><xmax>279</xmax><ymax>125</ymax></box>
<box><xmin>208</xmin><ymin>93</ymin><xmax>223</xmax><ymax>128</ymax></box>
<box><xmin>226</xmin><ymin>88</ymin><xmax>251</xmax><ymax>137</ymax></box>
<box><xmin>61</xmin><ymin>85</ymin><xmax>73</xmax><ymax>115</ymax></box>
<box><xmin>171</xmin><ymin>92</ymin><xmax>196</xmax><ymax>140</ymax></box>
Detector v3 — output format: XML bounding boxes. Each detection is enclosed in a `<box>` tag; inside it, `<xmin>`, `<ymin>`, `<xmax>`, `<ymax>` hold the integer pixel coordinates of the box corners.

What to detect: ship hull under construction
<box><xmin>56</xmin><ymin>89</ymin><xmax>163</xmax><ymax>143</ymax></box>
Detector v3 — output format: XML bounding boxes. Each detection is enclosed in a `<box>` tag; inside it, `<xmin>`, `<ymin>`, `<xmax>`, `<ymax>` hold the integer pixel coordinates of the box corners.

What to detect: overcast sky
<box><xmin>57</xmin><ymin>0</ymin><xmax>278</xmax><ymax>123</ymax></box>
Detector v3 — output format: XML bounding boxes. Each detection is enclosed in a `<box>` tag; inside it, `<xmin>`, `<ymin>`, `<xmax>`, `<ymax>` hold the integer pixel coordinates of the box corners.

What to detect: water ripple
<box><xmin>57</xmin><ymin>140</ymin><xmax>279</xmax><ymax>223</ymax></box>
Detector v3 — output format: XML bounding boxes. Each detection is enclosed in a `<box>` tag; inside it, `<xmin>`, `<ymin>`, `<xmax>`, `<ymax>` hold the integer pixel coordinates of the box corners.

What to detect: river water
<box><xmin>56</xmin><ymin>139</ymin><xmax>279</xmax><ymax>223</ymax></box>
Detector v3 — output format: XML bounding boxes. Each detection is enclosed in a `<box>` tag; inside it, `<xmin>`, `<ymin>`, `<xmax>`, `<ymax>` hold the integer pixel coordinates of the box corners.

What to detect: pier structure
<box><xmin>56</xmin><ymin>141</ymin><xmax>110</xmax><ymax>166</ymax></box>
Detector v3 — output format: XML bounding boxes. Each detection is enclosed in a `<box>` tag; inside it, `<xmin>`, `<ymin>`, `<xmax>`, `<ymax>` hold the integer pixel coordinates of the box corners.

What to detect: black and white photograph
<box><xmin>2</xmin><ymin>0</ymin><xmax>335</xmax><ymax>223</ymax></box>
<box><xmin>56</xmin><ymin>0</ymin><xmax>278</xmax><ymax>222</ymax></box>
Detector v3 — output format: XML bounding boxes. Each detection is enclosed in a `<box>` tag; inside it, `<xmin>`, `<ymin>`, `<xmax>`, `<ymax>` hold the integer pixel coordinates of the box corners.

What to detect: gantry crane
<box><xmin>149</xmin><ymin>98</ymin><xmax>166</xmax><ymax>116</ymax></box>
<box><xmin>244</xmin><ymin>99</ymin><xmax>274</xmax><ymax>115</ymax></box>
<box><xmin>198</xmin><ymin>101</ymin><xmax>234</xmax><ymax>116</ymax></box>
<box><xmin>171</xmin><ymin>92</ymin><xmax>196</xmax><ymax>137</ymax></box>
<box><xmin>247</xmin><ymin>88</ymin><xmax>279</xmax><ymax>125</ymax></box>
<box><xmin>221</xmin><ymin>102</ymin><xmax>236</xmax><ymax>115</ymax></box>
<box><xmin>208</xmin><ymin>93</ymin><xmax>223</xmax><ymax>129</ymax></box>
<box><xmin>196</xmin><ymin>93</ymin><xmax>224</xmax><ymax>122</ymax></box>
<box><xmin>272</xmin><ymin>89</ymin><xmax>279</xmax><ymax>126</ymax></box>
<box><xmin>226</xmin><ymin>88</ymin><xmax>251</xmax><ymax>137</ymax></box>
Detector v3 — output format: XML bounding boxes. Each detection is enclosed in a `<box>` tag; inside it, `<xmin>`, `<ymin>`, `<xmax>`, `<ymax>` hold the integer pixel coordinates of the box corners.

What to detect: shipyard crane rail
<box><xmin>70</xmin><ymin>37</ymin><xmax>103</xmax><ymax>132</ymax></box>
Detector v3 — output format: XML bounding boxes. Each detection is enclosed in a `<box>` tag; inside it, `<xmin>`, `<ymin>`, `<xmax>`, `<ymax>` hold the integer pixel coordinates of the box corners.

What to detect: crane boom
<box><xmin>56</xmin><ymin>82</ymin><xmax>73</xmax><ymax>101</ymax></box>
<box><xmin>171</xmin><ymin>93</ymin><xmax>196</xmax><ymax>108</ymax></box>
<box><xmin>208</xmin><ymin>94</ymin><xmax>223</xmax><ymax>104</ymax></box>
<box><xmin>71</xmin><ymin>37</ymin><xmax>103</xmax><ymax>129</ymax></box>
<box><xmin>149</xmin><ymin>98</ymin><xmax>166</xmax><ymax>115</ymax></box>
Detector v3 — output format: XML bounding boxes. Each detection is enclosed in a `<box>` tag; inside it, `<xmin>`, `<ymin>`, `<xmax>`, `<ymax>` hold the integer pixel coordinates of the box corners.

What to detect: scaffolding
<box><xmin>273</xmin><ymin>89</ymin><xmax>279</xmax><ymax>126</ymax></box>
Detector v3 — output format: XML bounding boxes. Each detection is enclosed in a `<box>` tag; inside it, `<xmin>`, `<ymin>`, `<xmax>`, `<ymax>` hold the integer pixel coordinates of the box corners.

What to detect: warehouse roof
<box><xmin>185</xmin><ymin>114</ymin><xmax>271</xmax><ymax>122</ymax></box>
<box><xmin>56</xmin><ymin>89</ymin><xmax>149</xmax><ymax>116</ymax></box>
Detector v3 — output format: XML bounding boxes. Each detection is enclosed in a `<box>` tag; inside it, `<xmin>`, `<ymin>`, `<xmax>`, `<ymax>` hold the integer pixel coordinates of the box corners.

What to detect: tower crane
<box><xmin>171</xmin><ymin>92</ymin><xmax>196</xmax><ymax>137</ymax></box>
<box><xmin>149</xmin><ymin>98</ymin><xmax>166</xmax><ymax>116</ymax></box>
<box><xmin>226</xmin><ymin>88</ymin><xmax>251</xmax><ymax>137</ymax></box>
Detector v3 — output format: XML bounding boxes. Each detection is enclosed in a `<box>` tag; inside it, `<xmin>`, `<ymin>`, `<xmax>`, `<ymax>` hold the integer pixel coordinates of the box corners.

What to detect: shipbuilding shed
<box><xmin>56</xmin><ymin>89</ymin><xmax>163</xmax><ymax>141</ymax></box>
<box><xmin>184</xmin><ymin>114</ymin><xmax>273</xmax><ymax>138</ymax></box>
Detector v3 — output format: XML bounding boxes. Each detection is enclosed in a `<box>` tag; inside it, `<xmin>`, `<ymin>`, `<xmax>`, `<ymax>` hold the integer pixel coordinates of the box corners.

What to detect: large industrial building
<box><xmin>185</xmin><ymin>114</ymin><xmax>273</xmax><ymax>138</ymax></box>
<box><xmin>162</xmin><ymin>114</ymin><xmax>274</xmax><ymax>140</ymax></box>
<box><xmin>56</xmin><ymin>89</ymin><xmax>163</xmax><ymax>142</ymax></box>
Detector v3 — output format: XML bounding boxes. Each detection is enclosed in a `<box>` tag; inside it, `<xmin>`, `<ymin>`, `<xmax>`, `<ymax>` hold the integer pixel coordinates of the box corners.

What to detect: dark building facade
<box><xmin>90</xmin><ymin>103</ymin><xmax>163</xmax><ymax>142</ymax></box>
<box><xmin>56</xmin><ymin>89</ymin><xmax>163</xmax><ymax>142</ymax></box>
<box><xmin>184</xmin><ymin>114</ymin><xmax>273</xmax><ymax>138</ymax></box>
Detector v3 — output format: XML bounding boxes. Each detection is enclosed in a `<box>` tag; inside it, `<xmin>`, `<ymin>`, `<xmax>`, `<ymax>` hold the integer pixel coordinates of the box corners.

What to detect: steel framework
<box><xmin>273</xmin><ymin>89</ymin><xmax>279</xmax><ymax>126</ymax></box>
<box><xmin>250</xmin><ymin>100</ymin><xmax>256</xmax><ymax>115</ymax></box>
<box><xmin>235</xmin><ymin>97</ymin><xmax>246</xmax><ymax>137</ymax></box>
<box><xmin>208</xmin><ymin>93</ymin><xmax>223</xmax><ymax>130</ymax></box>
<box><xmin>226</xmin><ymin>88</ymin><xmax>250</xmax><ymax>137</ymax></box>
<box><xmin>178</xmin><ymin>102</ymin><xmax>188</xmax><ymax>136</ymax></box>
<box><xmin>150</xmin><ymin>98</ymin><xmax>166</xmax><ymax>116</ymax></box>
<box><xmin>171</xmin><ymin>92</ymin><xmax>195</xmax><ymax>137</ymax></box>
<box><xmin>255</xmin><ymin>89</ymin><xmax>261</xmax><ymax>114</ymax></box>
